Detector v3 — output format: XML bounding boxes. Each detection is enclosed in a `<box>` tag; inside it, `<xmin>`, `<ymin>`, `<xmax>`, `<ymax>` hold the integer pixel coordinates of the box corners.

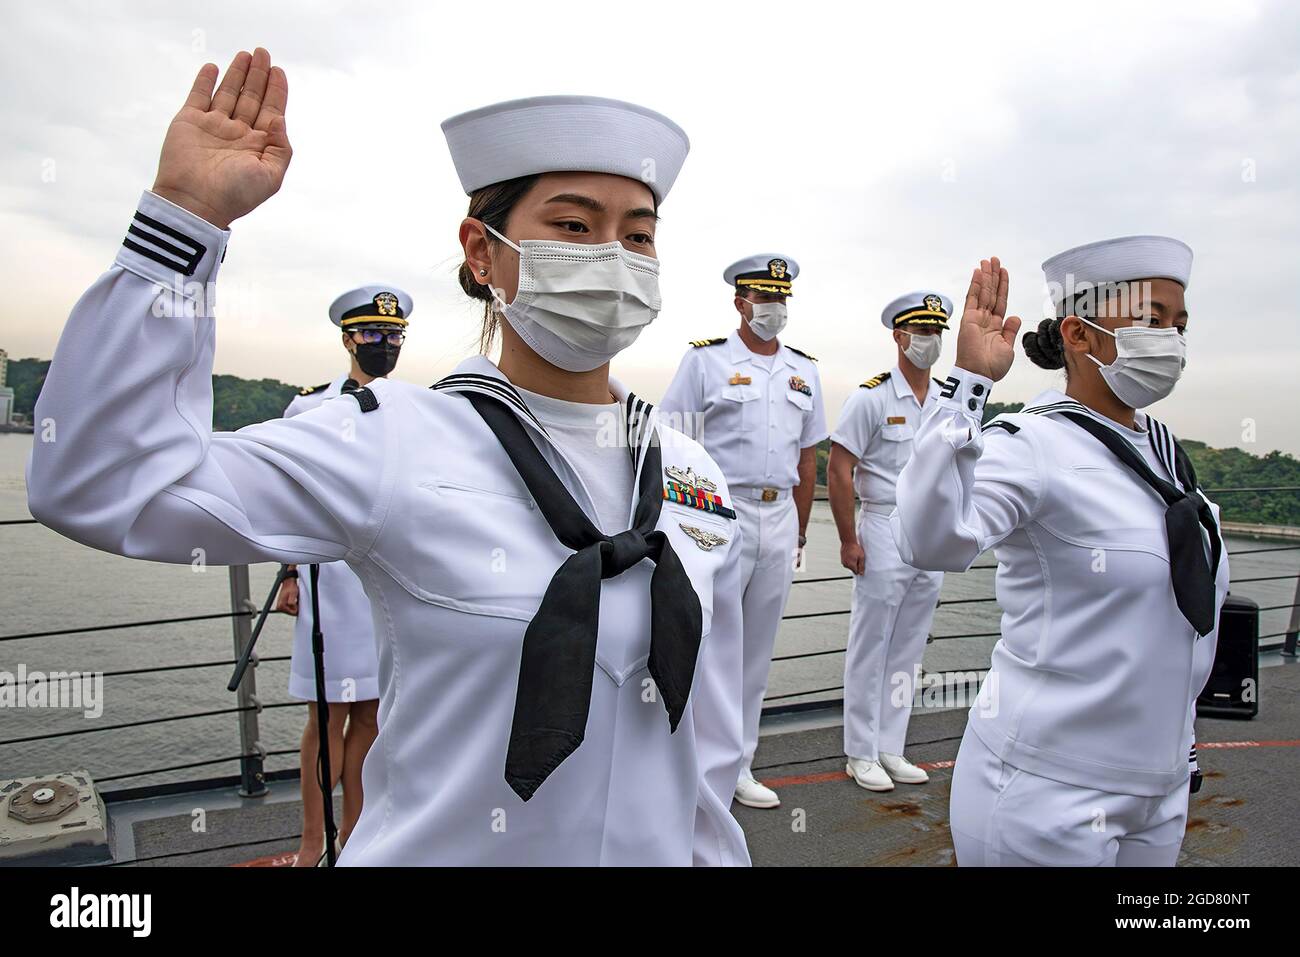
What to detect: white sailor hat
<box><xmin>440</xmin><ymin>95</ymin><xmax>690</xmax><ymax>206</ymax></box>
<box><xmin>328</xmin><ymin>285</ymin><xmax>413</xmax><ymax>329</ymax></box>
<box><xmin>1043</xmin><ymin>235</ymin><xmax>1192</xmax><ymax>312</ymax></box>
<box><xmin>881</xmin><ymin>290</ymin><xmax>952</xmax><ymax>330</ymax></box>
<box><xmin>725</xmin><ymin>254</ymin><xmax>800</xmax><ymax>297</ymax></box>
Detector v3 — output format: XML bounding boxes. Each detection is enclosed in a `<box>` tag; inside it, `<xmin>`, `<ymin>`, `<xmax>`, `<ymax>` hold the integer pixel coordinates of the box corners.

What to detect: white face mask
<box><xmin>485</xmin><ymin>223</ymin><xmax>661</xmax><ymax>372</ymax></box>
<box><xmin>1080</xmin><ymin>317</ymin><xmax>1186</xmax><ymax>408</ymax></box>
<box><xmin>747</xmin><ymin>300</ymin><xmax>788</xmax><ymax>341</ymax></box>
<box><xmin>902</xmin><ymin>331</ymin><xmax>943</xmax><ymax>369</ymax></box>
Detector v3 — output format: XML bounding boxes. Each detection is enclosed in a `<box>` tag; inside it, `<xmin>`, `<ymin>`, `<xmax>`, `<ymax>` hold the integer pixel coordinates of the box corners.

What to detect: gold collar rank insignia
<box><xmin>679</xmin><ymin>524</ymin><xmax>729</xmax><ymax>551</ymax></box>
<box><xmin>374</xmin><ymin>292</ymin><xmax>400</xmax><ymax>316</ymax></box>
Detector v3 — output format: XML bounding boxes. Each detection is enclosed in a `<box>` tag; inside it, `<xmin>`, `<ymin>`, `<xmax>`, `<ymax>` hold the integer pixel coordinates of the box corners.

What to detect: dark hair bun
<box><xmin>1022</xmin><ymin>317</ymin><xmax>1066</xmax><ymax>370</ymax></box>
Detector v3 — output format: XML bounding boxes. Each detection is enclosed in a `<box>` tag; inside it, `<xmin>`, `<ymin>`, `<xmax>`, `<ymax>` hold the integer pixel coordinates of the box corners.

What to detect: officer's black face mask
<box><xmin>354</xmin><ymin>341</ymin><xmax>401</xmax><ymax>377</ymax></box>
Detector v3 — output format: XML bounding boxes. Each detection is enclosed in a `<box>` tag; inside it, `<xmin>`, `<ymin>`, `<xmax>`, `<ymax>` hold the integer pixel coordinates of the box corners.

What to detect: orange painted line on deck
<box><xmin>759</xmin><ymin>741</ymin><xmax>1300</xmax><ymax>790</ymax></box>
<box><xmin>762</xmin><ymin>758</ymin><xmax>955</xmax><ymax>789</ymax></box>
<box><xmin>232</xmin><ymin>851</ymin><xmax>298</xmax><ymax>868</ymax></box>
<box><xmin>1198</xmin><ymin>738</ymin><xmax>1300</xmax><ymax>749</ymax></box>
<box><xmin>227</xmin><ymin>740</ymin><xmax>1300</xmax><ymax>865</ymax></box>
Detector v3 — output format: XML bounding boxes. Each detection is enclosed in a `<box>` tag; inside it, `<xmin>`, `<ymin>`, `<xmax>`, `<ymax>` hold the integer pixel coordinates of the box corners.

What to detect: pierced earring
<box><xmin>479</xmin><ymin>268</ymin><xmax>488</xmax><ymax>277</ymax></box>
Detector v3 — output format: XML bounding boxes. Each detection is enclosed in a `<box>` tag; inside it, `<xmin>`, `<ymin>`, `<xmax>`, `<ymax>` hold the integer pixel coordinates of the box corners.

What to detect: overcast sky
<box><xmin>3</xmin><ymin>0</ymin><xmax>1298</xmax><ymax>453</ymax></box>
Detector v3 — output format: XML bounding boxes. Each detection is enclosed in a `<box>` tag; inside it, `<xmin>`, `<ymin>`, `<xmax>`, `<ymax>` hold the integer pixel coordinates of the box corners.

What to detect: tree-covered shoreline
<box><xmin>11</xmin><ymin>358</ymin><xmax>1300</xmax><ymax>524</ymax></box>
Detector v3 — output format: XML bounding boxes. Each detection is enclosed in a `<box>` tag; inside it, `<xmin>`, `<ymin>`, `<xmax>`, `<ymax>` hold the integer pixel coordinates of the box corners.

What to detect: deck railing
<box><xmin>3</xmin><ymin>486</ymin><xmax>1300</xmax><ymax>802</ymax></box>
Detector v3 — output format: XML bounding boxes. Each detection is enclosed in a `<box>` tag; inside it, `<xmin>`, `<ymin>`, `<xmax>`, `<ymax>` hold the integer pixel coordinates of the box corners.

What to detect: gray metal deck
<box><xmin>108</xmin><ymin>657</ymin><xmax>1298</xmax><ymax>867</ymax></box>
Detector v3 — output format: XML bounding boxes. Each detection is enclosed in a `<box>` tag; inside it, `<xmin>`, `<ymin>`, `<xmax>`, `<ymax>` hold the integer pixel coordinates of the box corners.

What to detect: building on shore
<box><xmin>0</xmin><ymin>348</ymin><xmax>12</xmax><ymax>427</ymax></box>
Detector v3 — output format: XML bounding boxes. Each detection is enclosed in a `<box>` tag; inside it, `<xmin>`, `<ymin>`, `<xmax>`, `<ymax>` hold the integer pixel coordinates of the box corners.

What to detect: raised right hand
<box><xmin>151</xmin><ymin>48</ymin><xmax>291</xmax><ymax>229</ymax></box>
<box><xmin>953</xmin><ymin>256</ymin><xmax>1021</xmax><ymax>383</ymax></box>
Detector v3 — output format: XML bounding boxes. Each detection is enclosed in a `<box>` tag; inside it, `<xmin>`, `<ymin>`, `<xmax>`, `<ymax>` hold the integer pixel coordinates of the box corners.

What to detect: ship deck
<box><xmin>102</xmin><ymin>655</ymin><xmax>1299</xmax><ymax>867</ymax></box>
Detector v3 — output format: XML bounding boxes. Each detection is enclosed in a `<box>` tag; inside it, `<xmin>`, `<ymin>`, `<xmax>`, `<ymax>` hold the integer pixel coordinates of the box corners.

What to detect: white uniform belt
<box><xmin>862</xmin><ymin>502</ymin><xmax>896</xmax><ymax>515</ymax></box>
<box><xmin>733</xmin><ymin>485</ymin><xmax>792</xmax><ymax>503</ymax></box>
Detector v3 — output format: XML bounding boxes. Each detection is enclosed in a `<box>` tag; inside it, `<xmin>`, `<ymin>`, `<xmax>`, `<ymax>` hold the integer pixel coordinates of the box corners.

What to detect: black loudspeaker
<box><xmin>1196</xmin><ymin>594</ymin><xmax>1259</xmax><ymax>719</ymax></box>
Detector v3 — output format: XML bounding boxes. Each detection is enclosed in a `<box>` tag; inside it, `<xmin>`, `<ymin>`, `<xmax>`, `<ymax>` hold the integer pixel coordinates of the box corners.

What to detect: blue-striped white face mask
<box><xmin>1080</xmin><ymin>318</ymin><xmax>1186</xmax><ymax>408</ymax></box>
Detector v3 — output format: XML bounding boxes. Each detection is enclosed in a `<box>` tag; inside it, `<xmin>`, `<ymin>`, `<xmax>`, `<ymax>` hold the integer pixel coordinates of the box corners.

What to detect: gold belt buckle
<box><xmin>761</xmin><ymin>487</ymin><xmax>778</xmax><ymax>503</ymax></box>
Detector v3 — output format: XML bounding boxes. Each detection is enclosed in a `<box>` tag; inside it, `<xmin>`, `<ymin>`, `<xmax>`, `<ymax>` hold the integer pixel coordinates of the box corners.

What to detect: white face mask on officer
<box><xmin>747</xmin><ymin>300</ymin><xmax>788</xmax><ymax>341</ymax></box>
<box><xmin>1079</xmin><ymin>317</ymin><xmax>1186</xmax><ymax>408</ymax></box>
<box><xmin>485</xmin><ymin>223</ymin><xmax>661</xmax><ymax>373</ymax></box>
<box><xmin>902</xmin><ymin>331</ymin><xmax>943</xmax><ymax>369</ymax></box>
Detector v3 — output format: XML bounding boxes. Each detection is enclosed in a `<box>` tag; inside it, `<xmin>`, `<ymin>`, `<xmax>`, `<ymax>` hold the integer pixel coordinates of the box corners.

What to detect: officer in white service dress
<box><xmin>273</xmin><ymin>285</ymin><xmax>410</xmax><ymax>864</ymax></box>
<box><xmin>279</xmin><ymin>286</ymin><xmax>413</xmax><ymax>707</ymax></box>
<box><xmin>827</xmin><ymin>291</ymin><xmax>951</xmax><ymax>792</ymax></box>
<box><xmin>892</xmin><ymin>244</ymin><xmax>1226</xmax><ymax>867</ymax></box>
<box><xmin>27</xmin><ymin>49</ymin><xmax>749</xmax><ymax>866</ymax></box>
<box><xmin>660</xmin><ymin>255</ymin><xmax>828</xmax><ymax>809</ymax></box>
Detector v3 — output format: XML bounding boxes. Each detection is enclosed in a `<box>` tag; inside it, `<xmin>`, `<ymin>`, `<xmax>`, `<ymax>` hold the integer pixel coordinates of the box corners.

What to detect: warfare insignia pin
<box><xmin>680</xmin><ymin>524</ymin><xmax>729</xmax><ymax>551</ymax></box>
<box><xmin>664</xmin><ymin>465</ymin><xmax>735</xmax><ymax>519</ymax></box>
<box><xmin>729</xmin><ymin>373</ymin><xmax>752</xmax><ymax>386</ymax></box>
<box><xmin>789</xmin><ymin>375</ymin><xmax>812</xmax><ymax>396</ymax></box>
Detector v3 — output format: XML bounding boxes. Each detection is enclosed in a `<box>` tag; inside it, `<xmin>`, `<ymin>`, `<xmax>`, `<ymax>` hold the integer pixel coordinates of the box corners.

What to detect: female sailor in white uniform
<box><xmin>274</xmin><ymin>284</ymin><xmax>411</xmax><ymax>864</ymax></box>
<box><xmin>893</xmin><ymin>244</ymin><xmax>1226</xmax><ymax>866</ymax></box>
<box><xmin>27</xmin><ymin>49</ymin><xmax>749</xmax><ymax>866</ymax></box>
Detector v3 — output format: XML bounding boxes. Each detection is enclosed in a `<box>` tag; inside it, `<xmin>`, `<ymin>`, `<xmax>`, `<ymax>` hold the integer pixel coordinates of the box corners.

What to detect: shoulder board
<box><xmin>786</xmin><ymin>345</ymin><xmax>817</xmax><ymax>362</ymax></box>
<box><xmin>346</xmin><ymin>387</ymin><xmax>380</xmax><ymax>413</ymax></box>
<box><xmin>860</xmin><ymin>371</ymin><xmax>892</xmax><ymax>389</ymax></box>
<box><xmin>299</xmin><ymin>382</ymin><xmax>330</xmax><ymax>396</ymax></box>
<box><xmin>689</xmin><ymin>337</ymin><xmax>727</xmax><ymax>348</ymax></box>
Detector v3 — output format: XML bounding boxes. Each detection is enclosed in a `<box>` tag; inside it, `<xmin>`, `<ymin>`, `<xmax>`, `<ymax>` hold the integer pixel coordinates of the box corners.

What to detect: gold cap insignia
<box><xmin>923</xmin><ymin>294</ymin><xmax>944</xmax><ymax>314</ymax></box>
<box><xmin>374</xmin><ymin>292</ymin><xmax>399</xmax><ymax>316</ymax></box>
<box><xmin>768</xmin><ymin>259</ymin><xmax>788</xmax><ymax>279</ymax></box>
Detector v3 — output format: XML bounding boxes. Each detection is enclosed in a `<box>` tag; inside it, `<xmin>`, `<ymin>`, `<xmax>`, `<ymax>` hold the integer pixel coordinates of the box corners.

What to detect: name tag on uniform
<box><xmin>729</xmin><ymin>373</ymin><xmax>752</xmax><ymax>385</ymax></box>
<box><xmin>887</xmin><ymin>416</ymin><xmax>907</xmax><ymax>425</ymax></box>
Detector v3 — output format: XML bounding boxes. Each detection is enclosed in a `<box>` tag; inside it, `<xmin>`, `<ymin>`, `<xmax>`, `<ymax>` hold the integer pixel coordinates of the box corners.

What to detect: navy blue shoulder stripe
<box><xmin>432</xmin><ymin>373</ymin><xmax>545</xmax><ymax>433</ymax></box>
<box><xmin>981</xmin><ymin>419</ymin><xmax>1020</xmax><ymax>435</ymax></box>
<box><xmin>1022</xmin><ymin>399</ymin><xmax>1090</xmax><ymax>416</ymax></box>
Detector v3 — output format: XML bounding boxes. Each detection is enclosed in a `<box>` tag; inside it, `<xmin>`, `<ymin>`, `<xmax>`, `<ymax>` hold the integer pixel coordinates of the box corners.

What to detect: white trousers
<box><xmin>949</xmin><ymin>725</ymin><xmax>1189</xmax><ymax>866</ymax></box>
<box><xmin>734</xmin><ymin>496</ymin><xmax>799</xmax><ymax>777</ymax></box>
<box><xmin>843</xmin><ymin>510</ymin><xmax>942</xmax><ymax>761</ymax></box>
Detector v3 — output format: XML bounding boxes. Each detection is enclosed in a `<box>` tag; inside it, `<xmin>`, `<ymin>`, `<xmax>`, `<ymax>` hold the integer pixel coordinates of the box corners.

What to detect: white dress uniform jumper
<box><xmin>892</xmin><ymin>368</ymin><xmax>1226</xmax><ymax>866</ymax></box>
<box><xmin>28</xmin><ymin>185</ymin><xmax>751</xmax><ymax>864</ymax></box>
<box><xmin>660</xmin><ymin>263</ymin><xmax>829</xmax><ymax>787</ymax></box>
<box><xmin>282</xmin><ymin>376</ymin><xmax>381</xmax><ymax>703</ymax></box>
<box><xmin>832</xmin><ymin>365</ymin><xmax>945</xmax><ymax>765</ymax></box>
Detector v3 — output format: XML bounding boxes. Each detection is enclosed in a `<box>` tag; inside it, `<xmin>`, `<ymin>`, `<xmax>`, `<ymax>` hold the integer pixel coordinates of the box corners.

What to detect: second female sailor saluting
<box><xmin>28</xmin><ymin>49</ymin><xmax>749</xmax><ymax>866</ymax></box>
<box><xmin>893</xmin><ymin>244</ymin><xmax>1226</xmax><ymax>867</ymax></box>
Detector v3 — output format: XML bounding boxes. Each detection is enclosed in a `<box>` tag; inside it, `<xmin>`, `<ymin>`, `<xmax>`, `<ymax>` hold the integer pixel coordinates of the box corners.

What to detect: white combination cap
<box><xmin>880</xmin><ymin>290</ymin><xmax>952</xmax><ymax>330</ymax></box>
<box><xmin>328</xmin><ymin>285</ymin><xmax>413</xmax><ymax>328</ymax></box>
<box><xmin>440</xmin><ymin>95</ymin><xmax>690</xmax><ymax>206</ymax></box>
<box><xmin>724</xmin><ymin>254</ymin><xmax>800</xmax><ymax>296</ymax></box>
<box><xmin>1042</xmin><ymin>235</ymin><xmax>1192</xmax><ymax>309</ymax></box>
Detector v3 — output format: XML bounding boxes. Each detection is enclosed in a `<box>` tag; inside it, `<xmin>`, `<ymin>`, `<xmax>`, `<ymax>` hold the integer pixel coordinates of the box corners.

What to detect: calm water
<box><xmin>2</xmin><ymin>431</ymin><xmax>1296</xmax><ymax>791</ymax></box>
